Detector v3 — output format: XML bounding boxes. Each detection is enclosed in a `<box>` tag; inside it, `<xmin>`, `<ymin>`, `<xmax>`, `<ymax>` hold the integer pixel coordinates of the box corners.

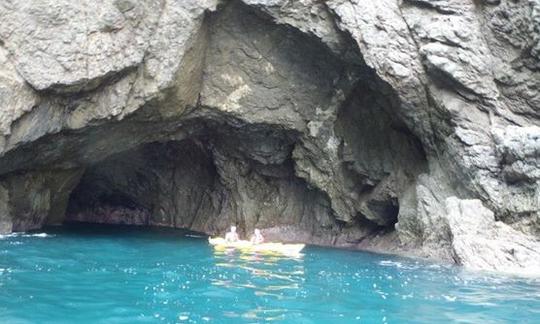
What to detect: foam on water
<box><xmin>0</xmin><ymin>224</ymin><xmax>539</xmax><ymax>323</ymax></box>
<box><xmin>0</xmin><ymin>232</ymin><xmax>53</xmax><ymax>239</ymax></box>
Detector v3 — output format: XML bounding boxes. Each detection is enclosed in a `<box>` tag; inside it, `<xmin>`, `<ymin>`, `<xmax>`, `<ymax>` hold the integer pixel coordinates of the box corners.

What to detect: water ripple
<box><xmin>0</xmin><ymin>225</ymin><xmax>539</xmax><ymax>323</ymax></box>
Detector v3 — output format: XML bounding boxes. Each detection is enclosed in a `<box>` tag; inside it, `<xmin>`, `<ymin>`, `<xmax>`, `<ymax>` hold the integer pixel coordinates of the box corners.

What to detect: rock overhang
<box><xmin>0</xmin><ymin>0</ymin><xmax>538</xmax><ymax>275</ymax></box>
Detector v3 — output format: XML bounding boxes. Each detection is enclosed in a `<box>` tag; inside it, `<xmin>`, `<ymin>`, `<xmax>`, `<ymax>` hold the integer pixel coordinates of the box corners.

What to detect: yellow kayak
<box><xmin>208</xmin><ymin>237</ymin><xmax>305</xmax><ymax>256</ymax></box>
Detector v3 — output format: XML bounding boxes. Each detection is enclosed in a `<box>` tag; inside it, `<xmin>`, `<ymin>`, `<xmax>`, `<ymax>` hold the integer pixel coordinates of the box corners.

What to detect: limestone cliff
<box><xmin>0</xmin><ymin>0</ymin><xmax>539</xmax><ymax>274</ymax></box>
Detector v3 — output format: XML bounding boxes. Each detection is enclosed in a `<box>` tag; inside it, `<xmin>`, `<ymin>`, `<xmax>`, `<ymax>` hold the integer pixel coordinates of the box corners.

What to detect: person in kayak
<box><xmin>225</xmin><ymin>225</ymin><xmax>239</xmax><ymax>242</ymax></box>
<box><xmin>250</xmin><ymin>228</ymin><xmax>264</xmax><ymax>244</ymax></box>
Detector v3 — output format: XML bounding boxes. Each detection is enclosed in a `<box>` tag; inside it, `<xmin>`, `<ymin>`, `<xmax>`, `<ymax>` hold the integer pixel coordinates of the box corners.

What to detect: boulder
<box><xmin>444</xmin><ymin>197</ymin><xmax>540</xmax><ymax>276</ymax></box>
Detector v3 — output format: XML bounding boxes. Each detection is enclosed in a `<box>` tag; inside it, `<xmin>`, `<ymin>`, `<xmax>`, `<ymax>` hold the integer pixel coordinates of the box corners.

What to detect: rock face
<box><xmin>443</xmin><ymin>197</ymin><xmax>540</xmax><ymax>275</ymax></box>
<box><xmin>0</xmin><ymin>0</ymin><xmax>539</xmax><ymax>275</ymax></box>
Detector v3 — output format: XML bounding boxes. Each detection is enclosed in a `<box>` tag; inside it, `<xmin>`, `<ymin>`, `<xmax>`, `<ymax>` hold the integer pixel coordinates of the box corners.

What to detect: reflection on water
<box><xmin>212</xmin><ymin>248</ymin><xmax>304</xmax><ymax>321</ymax></box>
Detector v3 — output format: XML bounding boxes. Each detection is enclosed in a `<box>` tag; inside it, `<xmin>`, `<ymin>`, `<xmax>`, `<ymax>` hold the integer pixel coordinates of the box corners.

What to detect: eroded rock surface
<box><xmin>0</xmin><ymin>0</ymin><xmax>164</xmax><ymax>92</ymax></box>
<box><xmin>0</xmin><ymin>0</ymin><xmax>539</xmax><ymax>275</ymax></box>
<box><xmin>444</xmin><ymin>197</ymin><xmax>540</xmax><ymax>276</ymax></box>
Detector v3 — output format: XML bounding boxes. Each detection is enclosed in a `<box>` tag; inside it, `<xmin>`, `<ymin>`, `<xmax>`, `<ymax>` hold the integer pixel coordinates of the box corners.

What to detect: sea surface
<box><xmin>0</xmin><ymin>224</ymin><xmax>539</xmax><ymax>323</ymax></box>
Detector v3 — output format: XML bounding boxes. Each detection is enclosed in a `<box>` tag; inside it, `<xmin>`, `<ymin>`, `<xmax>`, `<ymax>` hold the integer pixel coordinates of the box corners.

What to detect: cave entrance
<box><xmin>2</xmin><ymin>0</ymin><xmax>429</xmax><ymax>250</ymax></box>
<box><xmin>333</xmin><ymin>80</ymin><xmax>428</xmax><ymax>229</ymax></box>
<box><xmin>62</xmin><ymin>122</ymin><xmax>331</xmax><ymax>241</ymax></box>
<box><xmin>65</xmin><ymin>139</ymin><xmax>219</xmax><ymax>229</ymax></box>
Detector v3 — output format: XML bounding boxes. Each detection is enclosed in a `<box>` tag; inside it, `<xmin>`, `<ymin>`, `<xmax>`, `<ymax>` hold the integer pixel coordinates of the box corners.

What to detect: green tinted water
<box><xmin>1</xmin><ymin>224</ymin><xmax>539</xmax><ymax>323</ymax></box>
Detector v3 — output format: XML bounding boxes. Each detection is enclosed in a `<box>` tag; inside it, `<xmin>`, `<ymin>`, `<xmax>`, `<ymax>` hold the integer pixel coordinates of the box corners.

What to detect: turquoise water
<box><xmin>1</xmin><ymin>224</ymin><xmax>539</xmax><ymax>323</ymax></box>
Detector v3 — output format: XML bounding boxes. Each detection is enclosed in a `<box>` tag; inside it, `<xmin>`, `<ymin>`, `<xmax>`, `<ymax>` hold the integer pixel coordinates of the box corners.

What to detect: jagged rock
<box><xmin>395</xmin><ymin>169</ymin><xmax>457</xmax><ymax>261</ymax></box>
<box><xmin>0</xmin><ymin>47</ymin><xmax>39</xmax><ymax>137</ymax></box>
<box><xmin>327</xmin><ymin>0</ymin><xmax>433</xmax><ymax>145</ymax></box>
<box><xmin>0</xmin><ymin>184</ymin><xmax>11</xmax><ymax>233</ymax></box>
<box><xmin>0</xmin><ymin>169</ymin><xmax>83</xmax><ymax>231</ymax></box>
<box><xmin>403</xmin><ymin>0</ymin><xmax>499</xmax><ymax>100</ymax></box>
<box><xmin>0</xmin><ymin>0</ymin><xmax>163</xmax><ymax>92</ymax></box>
<box><xmin>494</xmin><ymin>125</ymin><xmax>540</xmax><ymax>182</ymax></box>
<box><xmin>241</xmin><ymin>0</ymin><xmax>353</xmax><ymax>57</ymax></box>
<box><xmin>0</xmin><ymin>0</ymin><xmax>539</xmax><ymax>275</ymax></box>
<box><xmin>444</xmin><ymin>197</ymin><xmax>540</xmax><ymax>275</ymax></box>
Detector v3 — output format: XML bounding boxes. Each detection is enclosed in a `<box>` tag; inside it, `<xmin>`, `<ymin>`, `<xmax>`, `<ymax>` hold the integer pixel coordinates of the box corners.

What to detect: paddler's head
<box><xmin>254</xmin><ymin>228</ymin><xmax>261</xmax><ymax>236</ymax></box>
<box><xmin>230</xmin><ymin>226</ymin><xmax>237</xmax><ymax>233</ymax></box>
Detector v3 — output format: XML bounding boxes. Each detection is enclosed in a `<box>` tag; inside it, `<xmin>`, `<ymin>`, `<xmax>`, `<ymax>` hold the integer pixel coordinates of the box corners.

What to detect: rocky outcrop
<box><xmin>444</xmin><ymin>197</ymin><xmax>540</xmax><ymax>275</ymax></box>
<box><xmin>0</xmin><ymin>169</ymin><xmax>83</xmax><ymax>232</ymax></box>
<box><xmin>0</xmin><ymin>0</ymin><xmax>539</xmax><ymax>275</ymax></box>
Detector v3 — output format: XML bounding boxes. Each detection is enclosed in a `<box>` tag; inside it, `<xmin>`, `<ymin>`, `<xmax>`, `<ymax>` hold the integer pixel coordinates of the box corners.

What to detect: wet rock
<box><xmin>0</xmin><ymin>184</ymin><xmax>11</xmax><ymax>233</ymax></box>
